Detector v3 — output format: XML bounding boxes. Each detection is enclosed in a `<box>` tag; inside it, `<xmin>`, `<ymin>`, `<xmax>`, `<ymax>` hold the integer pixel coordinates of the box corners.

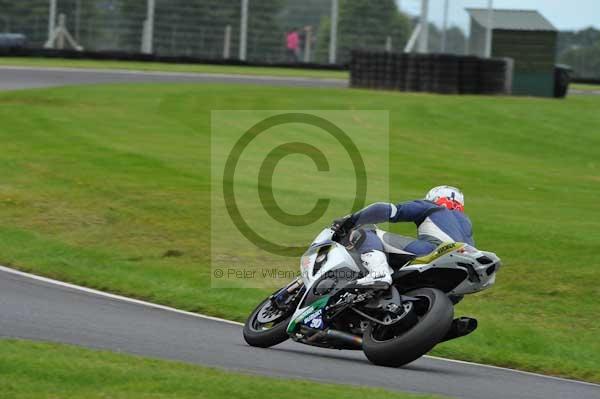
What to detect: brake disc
<box><xmin>256</xmin><ymin>301</ymin><xmax>284</xmax><ymax>324</ymax></box>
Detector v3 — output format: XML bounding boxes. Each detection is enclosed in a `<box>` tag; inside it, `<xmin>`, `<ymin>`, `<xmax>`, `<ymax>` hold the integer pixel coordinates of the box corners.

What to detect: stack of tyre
<box><xmin>350</xmin><ymin>50</ymin><xmax>510</xmax><ymax>96</ymax></box>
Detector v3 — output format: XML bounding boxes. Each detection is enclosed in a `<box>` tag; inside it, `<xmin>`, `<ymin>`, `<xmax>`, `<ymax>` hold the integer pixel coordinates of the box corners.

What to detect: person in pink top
<box><xmin>286</xmin><ymin>28</ymin><xmax>299</xmax><ymax>62</ymax></box>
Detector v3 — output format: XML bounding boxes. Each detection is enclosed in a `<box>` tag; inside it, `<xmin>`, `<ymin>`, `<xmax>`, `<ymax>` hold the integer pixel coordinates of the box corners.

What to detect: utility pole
<box><xmin>239</xmin><ymin>0</ymin><xmax>248</xmax><ymax>61</ymax></box>
<box><xmin>441</xmin><ymin>0</ymin><xmax>449</xmax><ymax>53</ymax></box>
<box><xmin>417</xmin><ymin>0</ymin><xmax>429</xmax><ymax>53</ymax></box>
<box><xmin>329</xmin><ymin>0</ymin><xmax>338</xmax><ymax>64</ymax></box>
<box><xmin>484</xmin><ymin>0</ymin><xmax>494</xmax><ymax>58</ymax></box>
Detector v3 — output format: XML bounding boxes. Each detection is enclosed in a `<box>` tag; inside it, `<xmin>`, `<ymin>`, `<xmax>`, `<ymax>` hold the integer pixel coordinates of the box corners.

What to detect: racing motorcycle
<box><xmin>243</xmin><ymin>226</ymin><xmax>501</xmax><ymax>367</ymax></box>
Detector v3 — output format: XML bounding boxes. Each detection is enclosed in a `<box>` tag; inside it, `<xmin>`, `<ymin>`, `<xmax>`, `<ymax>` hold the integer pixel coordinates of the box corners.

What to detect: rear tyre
<box><xmin>362</xmin><ymin>287</ymin><xmax>453</xmax><ymax>367</ymax></box>
<box><xmin>243</xmin><ymin>297</ymin><xmax>291</xmax><ymax>348</ymax></box>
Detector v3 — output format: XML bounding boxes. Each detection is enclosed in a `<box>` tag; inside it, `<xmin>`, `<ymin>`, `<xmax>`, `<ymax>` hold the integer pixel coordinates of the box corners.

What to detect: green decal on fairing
<box><xmin>286</xmin><ymin>295</ymin><xmax>330</xmax><ymax>334</ymax></box>
<box><xmin>410</xmin><ymin>242</ymin><xmax>465</xmax><ymax>265</ymax></box>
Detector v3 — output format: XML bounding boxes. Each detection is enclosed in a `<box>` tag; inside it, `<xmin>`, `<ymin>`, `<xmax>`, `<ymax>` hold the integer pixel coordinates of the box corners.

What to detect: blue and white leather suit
<box><xmin>351</xmin><ymin>200</ymin><xmax>475</xmax><ymax>256</ymax></box>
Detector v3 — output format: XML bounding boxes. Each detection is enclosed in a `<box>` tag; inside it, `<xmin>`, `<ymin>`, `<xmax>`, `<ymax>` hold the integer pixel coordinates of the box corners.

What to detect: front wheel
<box><xmin>362</xmin><ymin>287</ymin><xmax>453</xmax><ymax>367</ymax></box>
<box><xmin>243</xmin><ymin>295</ymin><xmax>293</xmax><ymax>348</ymax></box>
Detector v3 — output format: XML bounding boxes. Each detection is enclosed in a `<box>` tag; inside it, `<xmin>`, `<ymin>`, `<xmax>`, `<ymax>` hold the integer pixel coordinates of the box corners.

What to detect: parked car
<box><xmin>0</xmin><ymin>33</ymin><xmax>26</xmax><ymax>50</ymax></box>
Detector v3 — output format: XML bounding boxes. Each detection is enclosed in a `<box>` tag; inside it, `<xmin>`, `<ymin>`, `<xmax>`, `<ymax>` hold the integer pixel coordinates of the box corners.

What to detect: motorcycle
<box><xmin>243</xmin><ymin>226</ymin><xmax>501</xmax><ymax>367</ymax></box>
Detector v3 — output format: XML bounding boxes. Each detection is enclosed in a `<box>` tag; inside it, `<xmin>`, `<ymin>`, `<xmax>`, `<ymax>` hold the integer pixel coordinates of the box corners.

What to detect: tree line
<box><xmin>558</xmin><ymin>27</ymin><xmax>600</xmax><ymax>78</ymax></box>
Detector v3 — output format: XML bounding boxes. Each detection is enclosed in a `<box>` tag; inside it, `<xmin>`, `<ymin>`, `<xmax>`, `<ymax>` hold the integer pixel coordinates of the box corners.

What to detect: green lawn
<box><xmin>0</xmin><ymin>83</ymin><xmax>599</xmax><ymax>383</ymax></box>
<box><xmin>0</xmin><ymin>339</ymin><xmax>443</xmax><ymax>399</ymax></box>
<box><xmin>0</xmin><ymin>56</ymin><xmax>348</xmax><ymax>80</ymax></box>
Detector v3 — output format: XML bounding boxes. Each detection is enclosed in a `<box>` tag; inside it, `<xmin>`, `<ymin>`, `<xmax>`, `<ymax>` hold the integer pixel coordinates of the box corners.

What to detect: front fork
<box><xmin>272</xmin><ymin>277</ymin><xmax>305</xmax><ymax>309</ymax></box>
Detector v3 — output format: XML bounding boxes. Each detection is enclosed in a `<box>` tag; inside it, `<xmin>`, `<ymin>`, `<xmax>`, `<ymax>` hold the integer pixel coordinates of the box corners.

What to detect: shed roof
<box><xmin>466</xmin><ymin>9</ymin><xmax>557</xmax><ymax>32</ymax></box>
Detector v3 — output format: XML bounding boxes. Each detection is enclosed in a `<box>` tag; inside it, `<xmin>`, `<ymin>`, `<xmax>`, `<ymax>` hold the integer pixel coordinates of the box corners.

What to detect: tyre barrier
<box><xmin>350</xmin><ymin>50</ymin><xmax>511</xmax><ymax>95</ymax></box>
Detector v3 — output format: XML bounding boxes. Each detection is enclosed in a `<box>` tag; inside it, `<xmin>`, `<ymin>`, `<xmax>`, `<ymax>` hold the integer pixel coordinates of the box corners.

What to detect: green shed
<box><xmin>467</xmin><ymin>9</ymin><xmax>558</xmax><ymax>97</ymax></box>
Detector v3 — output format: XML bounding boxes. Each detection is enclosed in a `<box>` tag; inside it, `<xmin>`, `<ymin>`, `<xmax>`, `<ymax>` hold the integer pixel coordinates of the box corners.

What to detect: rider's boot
<box><xmin>354</xmin><ymin>250</ymin><xmax>393</xmax><ymax>290</ymax></box>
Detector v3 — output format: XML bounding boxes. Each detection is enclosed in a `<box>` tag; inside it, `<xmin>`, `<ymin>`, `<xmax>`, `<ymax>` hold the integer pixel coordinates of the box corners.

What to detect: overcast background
<box><xmin>398</xmin><ymin>0</ymin><xmax>599</xmax><ymax>32</ymax></box>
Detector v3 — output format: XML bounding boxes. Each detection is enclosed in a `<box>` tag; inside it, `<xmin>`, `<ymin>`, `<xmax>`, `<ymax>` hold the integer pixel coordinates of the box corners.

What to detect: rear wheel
<box><xmin>362</xmin><ymin>287</ymin><xmax>453</xmax><ymax>367</ymax></box>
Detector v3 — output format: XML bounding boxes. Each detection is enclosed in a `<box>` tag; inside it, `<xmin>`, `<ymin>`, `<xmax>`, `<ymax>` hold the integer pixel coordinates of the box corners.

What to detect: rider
<box><xmin>332</xmin><ymin>186</ymin><xmax>474</xmax><ymax>290</ymax></box>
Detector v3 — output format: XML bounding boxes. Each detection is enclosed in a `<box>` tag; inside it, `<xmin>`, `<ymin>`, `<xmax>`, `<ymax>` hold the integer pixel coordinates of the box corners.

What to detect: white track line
<box><xmin>424</xmin><ymin>356</ymin><xmax>600</xmax><ymax>388</ymax></box>
<box><xmin>0</xmin><ymin>65</ymin><xmax>347</xmax><ymax>84</ymax></box>
<box><xmin>0</xmin><ymin>264</ymin><xmax>598</xmax><ymax>388</ymax></box>
<box><xmin>0</xmin><ymin>265</ymin><xmax>242</xmax><ymax>327</ymax></box>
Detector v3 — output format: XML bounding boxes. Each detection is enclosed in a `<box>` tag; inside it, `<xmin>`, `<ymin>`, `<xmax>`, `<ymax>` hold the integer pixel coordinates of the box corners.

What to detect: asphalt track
<box><xmin>0</xmin><ymin>65</ymin><xmax>347</xmax><ymax>90</ymax></box>
<box><xmin>0</xmin><ymin>66</ymin><xmax>599</xmax><ymax>399</ymax></box>
<box><xmin>1</xmin><ymin>267</ymin><xmax>599</xmax><ymax>399</ymax></box>
<box><xmin>0</xmin><ymin>65</ymin><xmax>594</xmax><ymax>94</ymax></box>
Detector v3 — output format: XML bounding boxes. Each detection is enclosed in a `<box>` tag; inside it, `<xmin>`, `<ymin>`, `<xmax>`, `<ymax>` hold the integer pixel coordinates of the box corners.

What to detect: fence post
<box><xmin>45</xmin><ymin>12</ymin><xmax>83</xmax><ymax>51</ymax></box>
<box><xmin>441</xmin><ymin>0</ymin><xmax>449</xmax><ymax>52</ymax></box>
<box><xmin>404</xmin><ymin>23</ymin><xmax>421</xmax><ymax>53</ymax></box>
<box><xmin>239</xmin><ymin>0</ymin><xmax>248</xmax><ymax>61</ymax></box>
<box><xmin>484</xmin><ymin>0</ymin><xmax>494</xmax><ymax>58</ymax></box>
<box><xmin>304</xmin><ymin>26</ymin><xmax>312</xmax><ymax>62</ymax></box>
<box><xmin>503</xmin><ymin>58</ymin><xmax>514</xmax><ymax>94</ymax></box>
<box><xmin>329</xmin><ymin>0</ymin><xmax>338</xmax><ymax>64</ymax></box>
<box><xmin>57</xmin><ymin>13</ymin><xmax>66</xmax><ymax>49</ymax></box>
<box><xmin>385</xmin><ymin>36</ymin><xmax>392</xmax><ymax>52</ymax></box>
<box><xmin>223</xmin><ymin>25</ymin><xmax>231</xmax><ymax>59</ymax></box>
<box><xmin>141</xmin><ymin>0</ymin><xmax>155</xmax><ymax>54</ymax></box>
<box><xmin>418</xmin><ymin>0</ymin><xmax>429</xmax><ymax>53</ymax></box>
<box><xmin>47</xmin><ymin>0</ymin><xmax>57</xmax><ymax>48</ymax></box>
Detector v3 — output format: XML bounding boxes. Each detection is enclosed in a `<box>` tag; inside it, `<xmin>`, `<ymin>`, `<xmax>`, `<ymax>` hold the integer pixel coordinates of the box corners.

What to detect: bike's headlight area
<box><xmin>301</xmin><ymin>253</ymin><xmax>317</xmax><ymax>272</ymax></box>
<box><xmin>316</xmin><ymin>252</ymin><xmax>327</xmax><ymax>264</ymax></box>
<box><xmin>301</xmin><ymin>245</ymin><xmax>331</xmax><ymax>277</ymax></box>
<box><xmin>457</xmin><ymin>245</ymin><xmax>479</xmax><ymax>255</ymax></box>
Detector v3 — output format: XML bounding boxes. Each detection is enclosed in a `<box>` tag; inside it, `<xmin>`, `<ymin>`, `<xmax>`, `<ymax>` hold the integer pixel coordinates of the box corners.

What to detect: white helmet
<box><xmin>425</xmin><ymin>185</ymin><xmax>465</xmax><ymax>211</ymax></box>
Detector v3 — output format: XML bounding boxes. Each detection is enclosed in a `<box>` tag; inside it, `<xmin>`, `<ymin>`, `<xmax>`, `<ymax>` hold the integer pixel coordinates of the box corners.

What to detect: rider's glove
<box><xmin>331</xmin><ymin>215</ymin><xmax>355</xmax><ymax>237</ymax></box>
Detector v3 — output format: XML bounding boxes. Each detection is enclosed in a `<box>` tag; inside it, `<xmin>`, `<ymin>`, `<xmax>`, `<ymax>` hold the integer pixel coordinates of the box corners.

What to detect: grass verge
<box><xmin>0</xmin><ymin>56</ymin><xmax>348</xmax><ymax>80</ymax></box>
<box><xmin>0</xmin><ymin>339</ymin><xmax>444</xmax><ymax>399</ymax></box>
<box><xmin>0</xmin><ymin>84</ymin><xmax>598</xmax><ymax>382</ymax></box>
<box><xmin>571</xmin><ymin>83</ymin><xmax>600</xmax><ymax>92</ymax></box>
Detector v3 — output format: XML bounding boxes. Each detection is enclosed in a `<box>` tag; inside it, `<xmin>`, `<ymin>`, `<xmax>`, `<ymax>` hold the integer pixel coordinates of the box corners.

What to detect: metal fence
<box><xmin>0</xmin><ymin>0</ymin><xmax>417</xmax><ymax>65</ymax></box>
<box><xmin>1</xmin><ymin>1</ymin><xmax>598</xmax><ymax>78</ymax></box>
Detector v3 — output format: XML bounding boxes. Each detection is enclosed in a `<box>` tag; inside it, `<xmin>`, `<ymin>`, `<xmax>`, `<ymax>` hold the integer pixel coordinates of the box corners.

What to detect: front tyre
<box><xmin>243</xmin><ymin>297</ymin><xmax>292</xmax><ymax>348</ymax></box>
<box><xmin>362</xmin><ymin>287</ymin><xmax>453</xmax><ymax>367</ymax></box>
